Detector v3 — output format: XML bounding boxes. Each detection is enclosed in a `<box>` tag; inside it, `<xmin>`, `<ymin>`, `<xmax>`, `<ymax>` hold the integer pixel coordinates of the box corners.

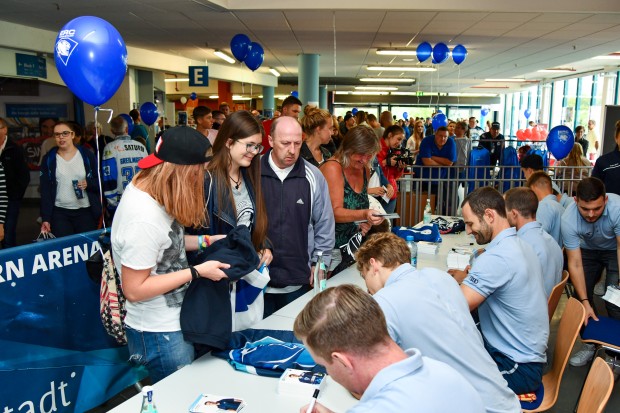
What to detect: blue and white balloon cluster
<box><xmin>416</xmin><ymin>42</ymin><xmax>468</xmax><ymax>65</ymax></box>
<box><xmin>230</xmin><ymin>34</ymin><xmax>264</xmax><ymax>71</ymax></box>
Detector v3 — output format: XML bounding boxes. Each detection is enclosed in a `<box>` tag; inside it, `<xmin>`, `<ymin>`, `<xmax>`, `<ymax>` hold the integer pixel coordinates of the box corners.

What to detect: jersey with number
<box><xmin>102</xmin><ymin>136</ymin><xmax>147</xmax><ymax>213</ymax></box>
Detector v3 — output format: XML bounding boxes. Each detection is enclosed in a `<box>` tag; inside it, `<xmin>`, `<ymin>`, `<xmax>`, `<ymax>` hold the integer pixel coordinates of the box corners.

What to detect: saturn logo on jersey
<box><xmin>55</xmin><ymin>37</ymin><xmax>79</xmax><ymax>66</ymax></box>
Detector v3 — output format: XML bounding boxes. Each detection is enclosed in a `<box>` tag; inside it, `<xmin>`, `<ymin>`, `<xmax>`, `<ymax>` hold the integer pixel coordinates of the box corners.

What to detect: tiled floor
<box><xmin>12</xmin><ymin>199</ymin><xmax>620</xmax><ymax>412</ymax></box>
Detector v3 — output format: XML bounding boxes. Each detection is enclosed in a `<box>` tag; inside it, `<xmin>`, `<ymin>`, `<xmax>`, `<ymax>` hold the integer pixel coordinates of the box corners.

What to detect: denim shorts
<box><xmin>125</xmin><ymin>325</ymin><xmax>195</xmax><ymax>383</ymax></box>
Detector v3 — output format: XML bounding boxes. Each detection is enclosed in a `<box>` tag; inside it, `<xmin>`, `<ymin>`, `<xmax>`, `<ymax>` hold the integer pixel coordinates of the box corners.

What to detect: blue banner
<box><xmin>0</xmin><ymin>230</ymin><xmax>146</xmax><ymax>412</ymax></box>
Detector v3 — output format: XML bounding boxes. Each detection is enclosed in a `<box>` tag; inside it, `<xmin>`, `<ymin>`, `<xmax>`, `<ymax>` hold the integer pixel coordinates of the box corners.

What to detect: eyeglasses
<box><xmin>53</xmin><ymin>130</ymin><xmax>74</xmax><ymax>138</ymax></box>
<box><xmin>240</xmin><ymin>142</ymin><xmax>264</xmax><ymax>154</ymax></box>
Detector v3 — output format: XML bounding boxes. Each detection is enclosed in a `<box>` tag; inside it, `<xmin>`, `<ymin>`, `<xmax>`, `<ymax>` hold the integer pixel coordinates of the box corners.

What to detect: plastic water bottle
<box><xmin>423</xmin><ymin>198</ymin><xmax>432</xmax><ymax>224</ymax></box>
<box><xmin>140</xmin><ymin>386</ymin><xmax>158</xmax><ymax>413</ymax></box>
<box><xmin>313</xmin><ymin>251</ymin><xmax>327</xmax><ymax>295</ymax></box>
<box><xmin>406</xmin><ymin>236</ymin><xmax>418</xmax><ymax>270</ymax></box>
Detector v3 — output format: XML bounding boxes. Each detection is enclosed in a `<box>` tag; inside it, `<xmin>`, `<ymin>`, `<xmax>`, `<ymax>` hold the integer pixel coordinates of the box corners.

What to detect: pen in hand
<box><xmin>305</xmin><ymin>389</ymin><xmax>320</xmax><ymax>413</ymax></box>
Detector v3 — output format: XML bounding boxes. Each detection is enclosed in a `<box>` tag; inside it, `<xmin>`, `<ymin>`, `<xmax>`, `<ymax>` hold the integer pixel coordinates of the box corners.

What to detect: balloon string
<box><xmin>94</xmin><ymin>107</ymin><xmax>114</xmax><ymax>231</ymax></box>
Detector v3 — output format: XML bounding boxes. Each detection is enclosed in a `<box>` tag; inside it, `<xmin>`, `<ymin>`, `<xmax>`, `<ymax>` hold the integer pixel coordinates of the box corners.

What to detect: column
<box><xmin>263</xmin><ymin>86</ymin><xmax>275</xmax><ymax>118</ymax></box>
<box><xmin>218</xmin><ymin>81</ymin><xmax>233</xmax><ymax>108</ymax></box>
<box><xmin>319</xmin><ymin>85</ymin><xmax>328</xmax><ymax>109</ymax></box>
<box><xmin>299</xmin><ymin>54</ymin><xmax>320</xmax><ymax>107</ymax></box>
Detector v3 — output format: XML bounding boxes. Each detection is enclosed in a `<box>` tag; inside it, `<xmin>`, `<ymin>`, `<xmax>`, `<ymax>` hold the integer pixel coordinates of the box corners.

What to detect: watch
<box><xmin>189</xmin><ymin>266</ymin><xmax>200</xmax><ymax>280</ymax></box>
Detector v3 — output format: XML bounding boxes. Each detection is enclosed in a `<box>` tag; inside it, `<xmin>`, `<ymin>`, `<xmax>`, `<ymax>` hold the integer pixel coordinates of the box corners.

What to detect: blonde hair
<box><xmin>293</xmin><ymin>284</ymin><xmax>390</xmax><ymax>361</ymax></box>
<box><xmin>563</xmin><ymin>143</ymin><xmax>589</xmax><ymax>167</ymax></box>
<box><xmin>300</xmin><ymin>106</ymin><xmax>331</xmax><ymax>136</ymax></box>
<box><xmin>134</xmin><ymin>163</ymin><xmax>206</xmax><ymax>228</ymax></box>
<box><xmin>332</xmin><ymin>126</ymin><xmax>379</xmax><ymax>168</ymax></box>
<box><xmin>355</xmin><ymin>232</ymin><xmax>410</xmax><ymax>274</ymax></box>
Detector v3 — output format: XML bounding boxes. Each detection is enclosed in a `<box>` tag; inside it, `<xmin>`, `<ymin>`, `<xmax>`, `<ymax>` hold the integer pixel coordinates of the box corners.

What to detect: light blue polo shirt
<box><xmin>374</xmin><ymin>265</ymin><xmax>520</xmax><ymax>413</ymax></box>
<box><xmin>536</xmin><ymin>194</ymin><xmax>564</xmax><ymax>247</ymax></box>
<box><xmin>517</xmin><ymin>221</ymin><xmax>563</xmax><ymax>298</ymax></box>
<box><xmin>561</xmin><ymin>193</ymin><xmax>620</xmax><ymax>251</ymax></box>
<box><xmin>559</xmin><ymin>192</ymin><xmax>573</xmax><ymax>209</ymax></box>
<box><xmin>349</xmin><ymin>348</ymin><xmax>485</xmax><ymax>413</ymax></box>
<box><xmin>463</xmin><ymin>227</ymin><xmax>549</xmax><ymax>364</ymax></box>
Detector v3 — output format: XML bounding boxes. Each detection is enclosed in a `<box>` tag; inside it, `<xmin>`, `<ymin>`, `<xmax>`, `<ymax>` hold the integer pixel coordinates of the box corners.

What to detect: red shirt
<box><xmin>376</xmin><ymin>139</ymin><xmax>404</xmax><ymax>200</ymax></box>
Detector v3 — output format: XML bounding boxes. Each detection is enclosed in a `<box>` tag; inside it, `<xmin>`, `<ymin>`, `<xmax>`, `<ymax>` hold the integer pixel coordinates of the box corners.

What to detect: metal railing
<box><xmin>395</xmin><ymin>165</ymin><xmax>592</xmax><ymax>227</ymax></box>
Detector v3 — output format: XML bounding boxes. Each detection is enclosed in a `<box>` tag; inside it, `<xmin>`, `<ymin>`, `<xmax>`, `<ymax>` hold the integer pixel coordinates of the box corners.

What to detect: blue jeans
<box><xmin>582</xmin><ymin>249</ymin><xmax>620</xmax><ymax>320</ymax></box>
<box><xmin>125</xmin><ymin>325</ymin><xmax>195</xmax><ymax>383</ymax></box>
<box><xmin>483</xmin><ymin>337</ymin><xmax>544</xmax><ymax>394</ymax></box>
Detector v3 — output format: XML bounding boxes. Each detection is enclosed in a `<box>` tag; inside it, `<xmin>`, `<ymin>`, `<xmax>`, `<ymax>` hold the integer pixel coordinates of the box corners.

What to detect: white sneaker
<box><xmin>570</xmin><ymin>343</ymin><xmax>596</xmax><ymax>367</ymax></box>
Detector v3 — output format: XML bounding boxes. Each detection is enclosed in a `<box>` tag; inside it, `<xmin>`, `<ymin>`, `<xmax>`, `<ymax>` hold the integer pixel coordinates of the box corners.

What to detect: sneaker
<box><xmin>570</xmin><ymin>343</ymin><xmax>596</xmax><ymax>367</ymax></box>
<box><xmin>594</xmin><ymin>282</ymin><xmax>606</xmax><ymax>296</ymax></box>
<box><xmin>605</xmin><ymin>355</ymin><xmax>620</xmax><ymax>381</ymax></box>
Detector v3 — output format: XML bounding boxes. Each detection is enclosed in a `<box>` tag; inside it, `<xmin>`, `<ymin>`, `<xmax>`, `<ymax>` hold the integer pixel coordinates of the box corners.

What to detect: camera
<box><xmin>386</xmin><ymin>147</ymin><xmax>415</xmax><ymax>166</ymax></box>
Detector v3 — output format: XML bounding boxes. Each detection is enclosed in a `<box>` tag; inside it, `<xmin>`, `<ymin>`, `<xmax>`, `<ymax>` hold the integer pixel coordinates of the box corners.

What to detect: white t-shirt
<box><xmin>101</xmin><ymin>136</ymin><xmax>147</xmax><ymax>210</ymax></box>
<box><xmin>55</xmin><ymin>150</ymin><xmax>90</xmax><ymax>209</ymax></box>
<box><xmin>111</xmin><ymin>183</ymin><xmax>189</xmax><ymax>332</ymax></box>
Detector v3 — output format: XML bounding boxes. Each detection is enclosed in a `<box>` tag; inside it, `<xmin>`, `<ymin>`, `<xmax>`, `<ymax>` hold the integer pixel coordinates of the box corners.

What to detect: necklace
<box><xmin>230</xmin><ymin>174</ymin><xmax>241</xmax><ymax>190</ymax></box>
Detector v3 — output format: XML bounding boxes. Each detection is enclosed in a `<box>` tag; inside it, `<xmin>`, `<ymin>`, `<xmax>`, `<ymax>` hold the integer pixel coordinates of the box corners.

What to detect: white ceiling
<box><xmin>3</xmin><ymin>1</ymin><xmax>620</xmax><ymax>95</ymax></box>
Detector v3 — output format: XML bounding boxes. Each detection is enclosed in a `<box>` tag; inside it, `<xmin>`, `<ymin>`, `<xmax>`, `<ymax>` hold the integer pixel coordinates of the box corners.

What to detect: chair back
<box><xmin>548</xmin><ymin>270</ymin><xmax>570</xmax><ymax>321</ymax></box>
<box><xmin>542</xmin><ymin>297</ymin><xmax>585</xmax><ymax>409</ymax></box>
<box><xmin>576</xmin><ymin>357</ymin><xmax>614</xmax><ymax>413</ymax></box>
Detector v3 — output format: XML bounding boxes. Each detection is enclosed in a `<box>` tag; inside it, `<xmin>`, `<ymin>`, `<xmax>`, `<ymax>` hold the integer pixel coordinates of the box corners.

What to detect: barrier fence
<box><xmin>394</xmin><ymin>165</ymin><xmax>592</xmax><ymax>227</ymax></box>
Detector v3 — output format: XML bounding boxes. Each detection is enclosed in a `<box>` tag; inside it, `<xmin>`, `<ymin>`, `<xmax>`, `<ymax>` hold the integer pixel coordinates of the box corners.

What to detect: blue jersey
<box><xmin>102</xmin><ymin>136</ymin><xmax>147</xmax><ymax>212</ymax></box>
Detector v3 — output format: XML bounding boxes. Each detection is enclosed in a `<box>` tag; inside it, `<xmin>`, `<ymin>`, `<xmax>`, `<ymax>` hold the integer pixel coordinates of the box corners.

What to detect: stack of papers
<box><xmin>447</xmin><ymin>251</ymin><xmax>473</xmax><ymax>270</ymax></box>
<box><xmin>417</xmin><ymin>241</ymin><xmax>440</xmax><ymax>254</ymax></box>
<box><xmin>602</xmin><ymin>285</ymin><xmax>620</xmax><ymax>308</ymax></box>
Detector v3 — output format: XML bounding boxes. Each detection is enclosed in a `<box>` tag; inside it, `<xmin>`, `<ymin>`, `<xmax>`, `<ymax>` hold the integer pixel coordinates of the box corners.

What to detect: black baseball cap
<box><xmin>491</xmin><ymin>121</ymin><xmax>501</xmax><ymax>129</ymax></box>
<box><xmin>138</xmin><ymin>126</ymin><xmax>212</xmax><ymax>169</ymax></box>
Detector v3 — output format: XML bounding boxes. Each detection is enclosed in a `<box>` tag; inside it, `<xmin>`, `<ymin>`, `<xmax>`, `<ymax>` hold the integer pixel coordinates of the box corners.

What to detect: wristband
<box><xmin>579</xmin><ymin>298</ymin><xmax>589</xmax><ymax>302</ymax></box>
<box><xmin>198</xmin><ymin>235</ymin><xmax>210</xmax><ymax>251</ymax></box>
<box><xmin>189</xmin><ymin>266</ymin><xmax>200</xmax><ymax>280</ymax></box>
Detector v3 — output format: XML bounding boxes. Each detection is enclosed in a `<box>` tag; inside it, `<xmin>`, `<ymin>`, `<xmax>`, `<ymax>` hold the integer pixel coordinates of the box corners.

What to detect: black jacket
<box><xmin>180</xmin><ymin>226</ymin><xmax>260</xmax><ymax>349</ymax></box>
<box><xmin>0</xmin><ymin>139</ymin><xmax>30</xmax><ymax>200</ymax></box>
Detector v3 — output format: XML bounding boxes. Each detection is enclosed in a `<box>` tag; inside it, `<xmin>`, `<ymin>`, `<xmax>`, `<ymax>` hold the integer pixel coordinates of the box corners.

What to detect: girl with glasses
<box><xmin>40</xmin><ymin>121</ymin><xmax>101</xmax><ymax>237</ymax></box>
<box><xmin>191</xmin><ymin>111</ymin><xmax>272</xmax><ymax>269</ymax></box>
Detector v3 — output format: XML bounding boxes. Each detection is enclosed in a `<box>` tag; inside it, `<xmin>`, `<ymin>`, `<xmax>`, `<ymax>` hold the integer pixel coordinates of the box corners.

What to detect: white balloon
<box><xmin>180</xmin><ymin>97</ymin><xmax>187</xmax><ymax>104</ymax></box>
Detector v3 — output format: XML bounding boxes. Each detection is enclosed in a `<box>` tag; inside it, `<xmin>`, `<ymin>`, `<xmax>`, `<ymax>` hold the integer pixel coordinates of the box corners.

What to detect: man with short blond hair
<box><xmin>356</xmin><ymin>232</ymin><xmax>520</xmax><ymax>413</ymax></box>
<box><xmin>294</xmin><ymin>285</ymin><xmax>485</xmax><ymax>413</ymax></box>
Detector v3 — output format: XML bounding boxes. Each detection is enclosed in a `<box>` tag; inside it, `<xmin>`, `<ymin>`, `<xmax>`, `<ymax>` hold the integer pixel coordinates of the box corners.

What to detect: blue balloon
<box><xmin>416</xmin><ymin>42</ymin><xmax>432</xmax><ymax>63</ymax></box>
<box><xmin>244</xmin><ymin>42</ymin><xmax>264</xmax><ymax>71</ymax></box>
<box><xmin>190</xmin><ymin>92</ymin><xmax>197</xmax><ymax>101</ymax></box>
<box><xmin>291</xmin><ymin>90</ymin><xmax>299</xmax><ymax>98</ymax></box>
<box><xmin>352</xmin><ymin>108</ymin><xmax>359</xmax><ymax>115</ymax></box>
<box><xmin>403</xmin><ymin>112</ymin><xmax>409</xmax><ymax>120</ymax></box>
<box><xmin>452</xmin><ymin>44</ymin><xmax>468</xmax><ymax>65</ymax></box>
<box><xmin>119</xmin><ymin>113</ymin><xmax>134</xmax><ymax>135</ymax></box>
<box><xmin>432</xmin><ymin>113</ymin><xmax>448</xmax><ymax>131</ymax></box>
<box><xmin>432</xmin><ymin>43</ymin><xmax>450</xmax><ymax>64</ymax></box>
<box><xmin>524</xmin><ymin>109</ymin><xmax>532</xmax><ymax>119</ymax></box>
<box><xmin>140</xmin><ymin>102</ymin><xmax>158</xmax><ymax>127</ymax></box>
<box><xmin>54</xmin><ymin>16</ymin><xmax>127</xmax><ymax>107</ymax></box>
<box><xmin>546</xmin><ymin>125</ymin><xmax>575</xmax><ymax>160</ymax></box>
<box><xmin>230</xmin><ymin>34</ymin><xmax>251</xmax><ymax>62</ymax></box>
<box><xmin>481</xmin><ymin>108</ymin><xmax>490</xmax><ymax>117</ymax></box>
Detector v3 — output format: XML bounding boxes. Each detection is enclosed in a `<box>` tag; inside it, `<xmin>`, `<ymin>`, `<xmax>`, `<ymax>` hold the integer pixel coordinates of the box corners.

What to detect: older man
<box><xmin>294</xmin><ymin>285</ymin><xmax>485</xmax><ymax>413</ymax></box>
<box><xmin>260</xmin><ymin>116</ymin><xmax>334</xmax><ymax>317</ymax></box>
<box><xmin>478</xmin><ymin>121</ymin><xmax>504</xmax><ymax>167</ymax></box>
<box><xmin>451</xmin><ymin>187</ymin><xmax>548</xmax><ymax>394</ymax></box>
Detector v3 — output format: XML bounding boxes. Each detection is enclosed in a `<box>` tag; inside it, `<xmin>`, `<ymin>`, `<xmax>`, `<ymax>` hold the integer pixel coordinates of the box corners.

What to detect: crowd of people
<box><xmin>1</xmin><ymin>101</ymin><xmax>620</xmax><ymax>411</ymax></box>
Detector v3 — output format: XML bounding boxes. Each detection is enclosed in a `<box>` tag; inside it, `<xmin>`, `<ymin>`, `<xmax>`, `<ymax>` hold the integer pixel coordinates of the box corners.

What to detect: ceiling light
<box><xmin>214</xmin><ymin>50</ymin><xmax>235</xmax><ymax>64</ymax></box>
<box><xmin>484</xmin><ymin>78</ymin><xmax>526</xmax><ymax>82</ymax></box>
<box><xmin>376</xmin><ymin>49</ymin><xmax>418</xmax><ymax>56</ymax></box>
<box><xmin>402</xmin><ymin>58</ymin><xmax>415</xmax><ymax>62</ymax></box>
<box><xmin>164</xmin><ymin>78</ymin><xmax>189</xmax><ymax>83</ymax></box>
<box><xmin>351</xmin><ymin>91</ymin><xmax>390</xmax><ymax>95</ymax></box>
<box><xmin>391</xmin><ymin>91</ymin><xmax>439</xmax><ymax>96</ymax></box>
<box><xmin>355</xmin><ymin>86</ymin><xmax>398</xmax><ymax>91</ymax></box>
<box><xmin>360</xmin><ymin>78</ymin><xmax>414</xmax><ymax>83</ymax></box>
<box><xmin>449</xmin><ymin>93</ymin><xmax>498</xmax><ymax>97</ymax></box>
<box><xmin>233</xmin><ymin>95</ymin><xmax>252</xmax><ymax>101</ymax></box>
<box><xmin>593</xmin><ymin>53</ymin><xmax>620</xmax><ymax>60</ymax></box>
<box><xmin>472</xmin><ymin>86</ymin><xmax>510</xmax><ymax>89</ymax></box>
<box><xmin>269</xmin><ymin>68</ymin><xmax>281</xmax><ymax>77</ymax></box>
<box><xmin>537</xmin><ymin>68</ymin><xmax>576</xmax><ymax>73</ymax></box>
<box><xmin>209</xmin><ymin>95</ymin><xmax>219</xmax><ymax>99</ymax></box>
<box><xmin>367</xmin><ymin>66</ymin><xmax>436</xmax><ymax>72</ymax></box>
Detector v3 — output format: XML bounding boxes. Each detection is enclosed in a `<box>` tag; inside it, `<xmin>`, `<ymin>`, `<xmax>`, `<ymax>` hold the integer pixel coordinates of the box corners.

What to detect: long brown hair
<box><xmin>563</xmin><ymin>143</ymin><xmax>589</xmax><ymax>167</ymax></box>
<box><xmin>134</xmin><ymin>163</ymin><xmax>206</xmax><ymax>228</ymax></box>
<box><xmin>208</xmin><ymin>110</ymin><xmax>268</xmax><ymax>250</ymax></box>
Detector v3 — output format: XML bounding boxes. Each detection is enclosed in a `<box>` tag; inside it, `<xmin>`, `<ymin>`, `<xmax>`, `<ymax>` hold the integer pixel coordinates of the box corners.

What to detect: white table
<box><xmin>110</xmin><ymin>230</ymin><xmax>475</xmax><ymax>413</ymax></box>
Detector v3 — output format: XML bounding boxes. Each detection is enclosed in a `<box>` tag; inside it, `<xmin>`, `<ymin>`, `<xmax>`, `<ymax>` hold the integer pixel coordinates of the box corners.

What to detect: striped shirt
<box><xmin>0</xmin><ymin>163</ymin><xmax>8</xmax><ymax>224</ymax></box>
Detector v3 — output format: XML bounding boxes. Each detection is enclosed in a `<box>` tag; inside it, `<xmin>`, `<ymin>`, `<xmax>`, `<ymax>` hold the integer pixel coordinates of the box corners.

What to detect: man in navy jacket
<box><xmin>260</xmin><ymin>116</ymin><xmax>335</xmax><ymax>317</ymax></box>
